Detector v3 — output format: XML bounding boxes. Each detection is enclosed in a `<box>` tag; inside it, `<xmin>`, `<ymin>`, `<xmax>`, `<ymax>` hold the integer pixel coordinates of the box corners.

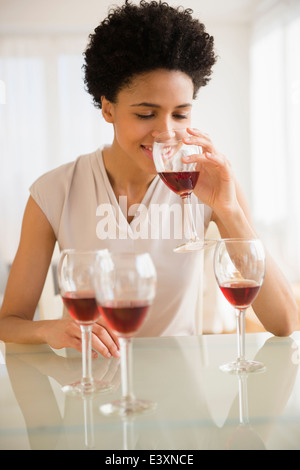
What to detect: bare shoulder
<box><xmin>22</xmin><ymin>196</ymin><xmax>56</xmax><ymax>235</ymax></box>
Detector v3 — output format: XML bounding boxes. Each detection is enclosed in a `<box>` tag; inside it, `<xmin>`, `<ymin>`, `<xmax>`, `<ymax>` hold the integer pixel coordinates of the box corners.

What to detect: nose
<box><xmin>151</xmin><ymin>117</ymin><xmax>175</xmax><ymax>139</ymax></box>
<box><xmin>151</xmin><ymin>130</ymin><xmax>162</xmax><ymax>139</ymax></box>
<box><xmin>151</xmin><ymin>127</ymin><xmax>174</xmax><ymax>140</ymax></box>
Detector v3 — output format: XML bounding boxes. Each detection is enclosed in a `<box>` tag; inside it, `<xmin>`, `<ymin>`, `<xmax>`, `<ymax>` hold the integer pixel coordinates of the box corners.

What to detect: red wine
<box><xmin>158</xmin><ymin>171</ymin><xmax>199</xmax><ymax>196</ymax></box>
<box><xmin>62</xmin><ymin>291</ymin><xmax>100</xmax><ymax>323</ymax></box>
<box><xmin>220</xmin><ymin>280</ymin><xmax>260</xmax><ymax>308</ymax></box>
<box><xmin>98</xmin><ymin>301</ymin><xmax>150</xmax><ymax>336</ymax></box>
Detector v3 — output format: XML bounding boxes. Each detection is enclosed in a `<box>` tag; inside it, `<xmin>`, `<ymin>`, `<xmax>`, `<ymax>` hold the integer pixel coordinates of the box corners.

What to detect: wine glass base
<box><xmin>99</xmin><ymin>398</ymin><xmax>157</xmax><ymax>418</ymax></box>
<box><xmin>173</xmin><ymin>238</ymin><xmax>217</xmax><ymax>253</ymax></box>
<box><xmin>220</xmin><ymin>360</ymin><xmax>266</xmax><ymax>375</ymax></box>
<box><xmin>62</xmin><ymin>380</ymin><xmax>113</xmax><ymax>398</ymax></box>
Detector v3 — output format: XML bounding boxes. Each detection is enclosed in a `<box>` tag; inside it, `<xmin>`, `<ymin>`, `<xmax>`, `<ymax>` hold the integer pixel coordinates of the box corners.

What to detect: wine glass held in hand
<box><xmin>214</xmin><ymin>239</ymin><xmax>266</xmax><ymax>375</ymax></box>
<box><xmin>94</xmin><ymin>252</ymin><xmax>157</xmax><ymax>417</ymax></box>
<box><xmin>57</xmin><ymin>249</ymin><xmax>113</xmax><ymax>397</ymax></box>
<box><xmin>153</xmin><ymin>128</ymin><xmax>216</xmax><ymax>253</ymax></box>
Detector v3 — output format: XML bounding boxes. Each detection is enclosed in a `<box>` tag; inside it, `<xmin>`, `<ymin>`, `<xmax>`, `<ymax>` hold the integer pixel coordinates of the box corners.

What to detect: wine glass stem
<box><xmin>182</xmin><ymin>194</ymin><xmax>198</xmax><ymax>242</ymax></box>
<box><xmin>80</xmin><ymin>324</ymin><xmax>94</xmax><ymax>388</ymax></box>
<box><xmin>120</xmin><ymin>337</ymin><xmax>135</xmax><ymax>403</ymax></box>
<box><xmin>236</xmin><ymin>308</ymin><xmax>246</xmax><ymax>363</ymax></box>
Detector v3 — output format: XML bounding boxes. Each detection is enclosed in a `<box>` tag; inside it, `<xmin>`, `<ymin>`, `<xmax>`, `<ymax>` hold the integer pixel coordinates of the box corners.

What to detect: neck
<box><xmin>102</xmin><ymin>143</ymin><xmax>156</xmax><ymax>205</ymax></box>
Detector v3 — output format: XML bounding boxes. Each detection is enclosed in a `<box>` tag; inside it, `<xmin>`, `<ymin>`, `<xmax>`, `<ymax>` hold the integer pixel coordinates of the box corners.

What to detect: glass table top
<box><xmin>0</xmin><ymin>331</ymin><xmax>300</xmax><ymax>450</ymax></box>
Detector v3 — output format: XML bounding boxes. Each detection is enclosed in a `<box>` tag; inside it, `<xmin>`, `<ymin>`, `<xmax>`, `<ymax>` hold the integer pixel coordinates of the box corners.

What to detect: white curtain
<box><xmin>250</xmin><ymin>0</ymin><xmax>300</xmax><ymax>282</ymax></box>
<box><xmin>0</xmin><ymin>34</ymin><xmax>113</xmax><ymax>263</ymax></box>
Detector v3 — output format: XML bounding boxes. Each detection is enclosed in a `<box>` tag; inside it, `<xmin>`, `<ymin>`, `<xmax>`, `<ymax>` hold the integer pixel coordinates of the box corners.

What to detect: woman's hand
<box><xmin>182</xmin><ymin>128</ymin><xmax>239</xmax><ymax>218</ymax></box>
<box><xmin>43</xmin><ymin>317</ymin><xmax>120</xmax><ymax>359</ymax></box>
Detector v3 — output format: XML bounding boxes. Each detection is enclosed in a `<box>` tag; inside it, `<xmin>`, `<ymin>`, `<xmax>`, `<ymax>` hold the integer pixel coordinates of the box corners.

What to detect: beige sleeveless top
<box><xmin>30</xmin><ymin>148</ymin><xmax>212</xmax><ymax>337</ymax></box>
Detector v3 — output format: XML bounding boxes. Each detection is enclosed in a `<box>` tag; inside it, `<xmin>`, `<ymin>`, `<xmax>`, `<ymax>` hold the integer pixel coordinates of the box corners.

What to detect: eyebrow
<box><xmin>130</xmin><ymin>102</ymin><xmax>192</xmax><ymax>108</ymax></box>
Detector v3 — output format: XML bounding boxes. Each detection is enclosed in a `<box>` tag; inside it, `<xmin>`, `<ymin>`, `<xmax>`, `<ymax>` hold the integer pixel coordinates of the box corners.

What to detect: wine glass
<box><xmin>57</xmin><ymin>249</ymin><xmax>113</xmax><ymax>397</ymax></box>
<box><xmin>94</xmin><ymin>252</ymin><xmax>157</xmax><ymax>417</ymax></box>
<box><xmin>213</xmin><ymin>239</ymin><xmax>266</xmax><ymax>374</ymax></box>
<box><xmin>153</xmin><ymin>128</ymin><xmax>217</xmax><ymax>253</ymax></box>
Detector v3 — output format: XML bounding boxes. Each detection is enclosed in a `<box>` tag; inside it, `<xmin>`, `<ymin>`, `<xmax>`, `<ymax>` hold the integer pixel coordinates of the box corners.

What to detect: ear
<box><xmin>101</xmin><ymin>96</ymin><xmax>114</xmax><ymax>123</ymax></box>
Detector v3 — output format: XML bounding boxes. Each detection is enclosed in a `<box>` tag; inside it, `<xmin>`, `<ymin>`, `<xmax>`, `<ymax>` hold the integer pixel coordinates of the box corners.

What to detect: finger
<box><xmin>95</xmin><ymin>317</ymin><xmax>120</xmax><ymax>346</ymax></box>
<box><xmin>66</xmin><ymin>336</ymin><xmax>83</xmax><ymax>355</ymax></box>
<box><xmin>181</xmin><ymin>143</ymin><xmax>225</xmax><ymax>166</ymax></box>
<box><xmin>186</xmin><ymin>127</ymin><xmax>211</xmax><ymax>143</ymax></box>
<box><xmin>92</xmin><ymin>323</ymin><xmax>120</xmax><ymax>359</ymax></box>
<box><xmin>184</xmin><ymin>136</ymin><xmax>215</xmax><ymax>154</ymax></box>
<box><xmin>184</xmin><ymin>128</ymin><xmax>217</xmax><ymax>154</ymax></box>
<box><xmin>182</xmin><ymin>153</ymin><xmax>228</xmax><ymax>178</ymax></box>
<box><xmin>203</xmin><ymin>150</ymin><xmax>230</xmax><ymax>170</ymax></box>
<box><xmin>66</xmin><ymin>325</ymin><xmax>102</xmax><ymax>359</ymax></box>
<box><xmin>181</xmin><ymin>152</ymin><xmax>212</xmax><ymax>165</ymax></box>
<box><xmin>186</xmin><ymin>127</ymin><xmax>209</xmax><ymax>138</ymax></box>
<box><xmin>62</xmin><ymin>321</ymin><xmax>84</xmax><ymax>353</ymax></box>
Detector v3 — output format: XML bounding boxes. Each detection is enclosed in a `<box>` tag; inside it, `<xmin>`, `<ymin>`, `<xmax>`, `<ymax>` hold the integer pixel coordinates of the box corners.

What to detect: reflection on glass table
<box><xmin>0</xmin><ymin>332</ymin><xmax>299</xmax><ymax>450</ymax></box>
<box><xmin>226</xmin><ymin>373</ymin><xmax>265</xmax><ymax>450</ymax></box>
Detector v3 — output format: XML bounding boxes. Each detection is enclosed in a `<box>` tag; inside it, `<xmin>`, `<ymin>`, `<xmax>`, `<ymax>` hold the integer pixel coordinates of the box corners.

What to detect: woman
<box><xmin>0</xmin><ymin>1</ymin><xmax>298</xmax><ymax>358</ymax></box>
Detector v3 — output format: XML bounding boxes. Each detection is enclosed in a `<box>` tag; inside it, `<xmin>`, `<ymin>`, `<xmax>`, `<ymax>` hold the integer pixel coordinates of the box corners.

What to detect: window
<box><xmin>0</xmin><ymin>35</ymin><xmax>113</xmax><ymax>262</ymax></box>
<box><xmin>250</xmin><ymin>1</ymin><xmax>300</xmax><ymax>281</ymax></box>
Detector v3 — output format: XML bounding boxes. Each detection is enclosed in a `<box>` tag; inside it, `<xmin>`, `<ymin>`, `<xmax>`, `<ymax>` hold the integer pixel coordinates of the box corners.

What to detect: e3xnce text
<box><xmin>149</xmin><ymin>455</ymin><xmax>194</xmax><ymax>465</ymax></box>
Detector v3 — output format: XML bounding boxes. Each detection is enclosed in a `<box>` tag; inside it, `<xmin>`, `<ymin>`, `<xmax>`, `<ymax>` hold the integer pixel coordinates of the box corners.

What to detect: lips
<box><xmin>141</xmin><ymin>145</ymin><xmax>153</xmax><ymax>160</ymax></box>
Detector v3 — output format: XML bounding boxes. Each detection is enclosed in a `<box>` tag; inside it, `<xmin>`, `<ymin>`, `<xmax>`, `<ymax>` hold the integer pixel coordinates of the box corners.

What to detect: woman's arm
<box><xmin>184</xmin><ymin>128</ymin><xmax>299</xmax><ymax>336</ymax></box>
<box><xmin>0</xmin><ymin>196</ymin><xmax>119</xmax><ymax>357</ymax></box>
<box><xmin>0</xmin><ymin>196</ymin><xmax>56</xmax><ymax>343</ymax></box>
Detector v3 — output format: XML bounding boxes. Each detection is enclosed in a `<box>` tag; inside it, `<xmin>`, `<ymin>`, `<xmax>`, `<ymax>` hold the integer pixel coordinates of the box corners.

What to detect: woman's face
<box><xmin>102</xmin><ymin>69</ymin><xmax>194</xmax><ymax>174</ymax></box>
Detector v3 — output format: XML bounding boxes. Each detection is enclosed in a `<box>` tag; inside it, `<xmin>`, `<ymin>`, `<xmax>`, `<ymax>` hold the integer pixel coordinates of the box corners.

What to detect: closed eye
<box><xmin>173</xmin><ymin>114</ymin><xmax>189</xmax><ymax>120</ymax></box>
<box><xmin>135</xmin><ymin>114</ymin><xmax>154</xmax><ymax>119</ymax></box>
<box><xmin>135</xmin><ymin>113</ymin><xmax>189</xmax><ymax>120</ymax></box>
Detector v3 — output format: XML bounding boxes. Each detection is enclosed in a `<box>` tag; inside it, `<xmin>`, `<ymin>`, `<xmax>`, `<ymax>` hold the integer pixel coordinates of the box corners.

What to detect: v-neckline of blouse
<box><xmin>96</xmin><ymin>148</ymin><xmax>160</xmax><ymax>228</ymax></box>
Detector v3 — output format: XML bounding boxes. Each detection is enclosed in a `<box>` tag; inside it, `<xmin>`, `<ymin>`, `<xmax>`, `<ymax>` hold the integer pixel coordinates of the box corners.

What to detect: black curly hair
<box><xmin>83</xmin><ymin>0</ymin><xmax>217</xmax><ymax>109</ymax></box>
